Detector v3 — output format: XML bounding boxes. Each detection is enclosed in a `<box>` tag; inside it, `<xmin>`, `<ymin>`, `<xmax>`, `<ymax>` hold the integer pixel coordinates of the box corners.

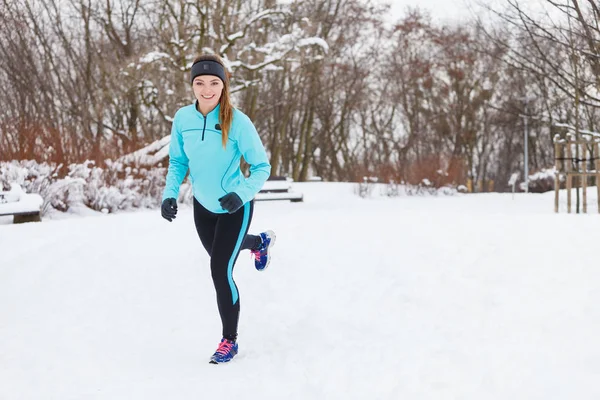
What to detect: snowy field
<box><xmin>1</xmin><ymin>182</ymin><xmax>599</xmax><ymax>400</ymax></box>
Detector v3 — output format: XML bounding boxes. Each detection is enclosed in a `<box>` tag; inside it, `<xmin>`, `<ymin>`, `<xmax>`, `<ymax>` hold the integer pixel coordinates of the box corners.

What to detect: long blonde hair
<box><xmin>192</xmin><ymin>54</ymin><xmax>233</xmax><ymax>148</ymax></box>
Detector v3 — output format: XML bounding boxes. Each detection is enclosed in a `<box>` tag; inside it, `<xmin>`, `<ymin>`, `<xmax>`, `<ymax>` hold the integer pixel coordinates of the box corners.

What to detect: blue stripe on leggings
<box><xmin>228</xmin><ymin>202</ymin><xmax>250</xmax><ymax>304</ymax></box>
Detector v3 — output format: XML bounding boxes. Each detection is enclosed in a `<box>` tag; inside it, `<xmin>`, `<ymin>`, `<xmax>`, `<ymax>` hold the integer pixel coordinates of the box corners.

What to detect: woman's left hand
<box><xmin>218</xmin><ymin>192</ymin><xmax>243</xmax><ymax>213</ymax></box>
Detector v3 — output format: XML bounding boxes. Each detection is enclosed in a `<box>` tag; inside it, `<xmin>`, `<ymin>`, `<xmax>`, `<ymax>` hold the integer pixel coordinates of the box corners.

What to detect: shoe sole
<box><xmin>209</xmin><ymin>349</ymin><xmax>238</xmax><ymax>364</ymax></box>
<box><xmin>209</xmin><ymin>357</ymin><xmax>235</xmax><ymax>364</ymax></box>
<box><xmin>258</xmin><ymin>230</ymin><xmax>276</xmax><ymax>271</ymax></box>
<box><xmin>209</xmin><ymin>359</ymin><xmax>232</xmax><ymax>364</ymax></box>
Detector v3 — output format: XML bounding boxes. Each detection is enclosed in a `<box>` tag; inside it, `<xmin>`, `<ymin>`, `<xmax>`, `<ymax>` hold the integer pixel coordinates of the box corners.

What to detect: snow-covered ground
<box><xmin>1</xmin><ymin>183</ymin><xmax>599</xmax><ymax>399</ymax></box>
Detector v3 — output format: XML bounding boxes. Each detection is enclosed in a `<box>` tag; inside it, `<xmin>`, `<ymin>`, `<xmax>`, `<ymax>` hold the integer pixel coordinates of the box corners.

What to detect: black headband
<box><xmin>190</xmin><ymin>60</ymin><xmax>226</xmax><ymax>85</ymax></box>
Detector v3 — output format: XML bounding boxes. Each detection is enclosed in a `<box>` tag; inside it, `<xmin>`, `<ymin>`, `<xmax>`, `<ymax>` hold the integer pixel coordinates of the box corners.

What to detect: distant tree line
<box><xmin>1</xmin><ymin>0</ymin><xmax>599</xmax><ymax>192</ymax></box>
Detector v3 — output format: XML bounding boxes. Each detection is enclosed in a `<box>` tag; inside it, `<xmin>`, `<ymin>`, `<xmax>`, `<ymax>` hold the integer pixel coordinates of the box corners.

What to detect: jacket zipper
<box><xmin>201</xmin><ymin>116</ymin><xmax>207</xmax><ymax>141</ymax></box>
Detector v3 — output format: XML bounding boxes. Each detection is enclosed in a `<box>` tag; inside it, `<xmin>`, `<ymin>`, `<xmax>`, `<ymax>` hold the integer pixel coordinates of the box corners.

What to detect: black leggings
<box><xmin>193</xmin><ymin>197</ymin><xmax>259</xmax><ymax>341</ymax></box>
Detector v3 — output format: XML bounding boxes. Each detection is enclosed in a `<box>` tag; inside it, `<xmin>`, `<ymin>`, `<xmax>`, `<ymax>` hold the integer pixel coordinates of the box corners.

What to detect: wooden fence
<box><xmin>553</xmin><ymin>133</ymin><xmax>600</xmax><ymax>213</ymax></box>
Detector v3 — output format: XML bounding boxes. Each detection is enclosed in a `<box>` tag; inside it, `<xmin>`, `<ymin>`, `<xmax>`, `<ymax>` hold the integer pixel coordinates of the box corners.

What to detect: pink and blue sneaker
<box><xmin>250</xmin><ymin>230</ymin><xmax>276</xmax><ymax>271</ymax></box>
<box><xmin>209</xmin><ymin>338</ymin><xmax>238</xmax><ymax>364</ymax></box>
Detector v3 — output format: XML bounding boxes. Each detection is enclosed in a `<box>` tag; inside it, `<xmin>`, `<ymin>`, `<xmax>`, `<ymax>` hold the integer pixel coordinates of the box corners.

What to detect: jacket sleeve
<box><xmin>162</xmin><ymin>114</ymin><xmax>189</xmax><ymax>201</ymax></box>
<box><xmin>234</xmin><ymin>115</ymin><xmax>271</xmax><ymax>204</ymax></box>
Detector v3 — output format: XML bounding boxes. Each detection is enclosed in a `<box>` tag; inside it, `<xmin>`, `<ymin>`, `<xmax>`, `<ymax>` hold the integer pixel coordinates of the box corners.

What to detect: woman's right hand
<box><xmin>161</xmin><ymin>198</ymin><xmax>178</xmax><ymax>222</ymax></box>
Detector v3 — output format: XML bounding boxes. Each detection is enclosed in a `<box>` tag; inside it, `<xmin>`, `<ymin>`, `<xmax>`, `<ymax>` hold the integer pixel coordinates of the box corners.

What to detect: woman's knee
<box><xmin>210</xmin><ymin>261</ymin><xmax>229</xmax><ymax>283</ymax></box>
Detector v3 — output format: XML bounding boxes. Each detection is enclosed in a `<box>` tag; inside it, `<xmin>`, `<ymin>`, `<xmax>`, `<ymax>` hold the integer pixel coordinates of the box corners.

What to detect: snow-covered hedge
<box><xmin>0</xmin><ymin>160</ymin><xmax>191</xmax><ymax>216</ymax></box>
<box><xmin>354</xmin><ymin>177</ymin><xmax>459</xmax><ymax>198</ymax></box>
<box><xmin>520</xmin><ymin>168</ymin><xmax>559</xmax><ymax>193</ymax></box>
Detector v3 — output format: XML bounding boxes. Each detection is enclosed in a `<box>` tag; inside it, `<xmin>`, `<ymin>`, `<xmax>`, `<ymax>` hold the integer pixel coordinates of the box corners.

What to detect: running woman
<box><xmin>161</xmin><ymin>54</ymin><xmax>276</xmax><ymax>364</ymax></box>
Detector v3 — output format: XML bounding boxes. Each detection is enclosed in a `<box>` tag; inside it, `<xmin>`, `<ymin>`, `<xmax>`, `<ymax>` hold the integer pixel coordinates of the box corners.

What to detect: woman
<box><xmin>161</xmin><ymin>54</ymin><xmax>276</xmax><ymax>364</ymax></box>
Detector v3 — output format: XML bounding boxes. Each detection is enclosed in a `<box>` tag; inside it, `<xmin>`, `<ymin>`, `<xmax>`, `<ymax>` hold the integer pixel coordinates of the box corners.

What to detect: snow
<box><xmin>297</xmin><ymin>37</ymin><xmax>329</xmax><ymax>52</ymax></box>
<box><xmin>528</xmin><ymin>168</ymin><xmax>556</xmax><ymax>181</ymax></box>
<box><xmin>1</xmin><ymin>182</ymin><xmax>600</xmax><ymax>399</ymax></box>
<box><xmin>0</xmin><ymin>194</ymin><xmax>42</xmax><ymax>215</ymax></box>
<box><xmin>246</xmin><ymin>8</ymin><xmax>288</xmax><ymax>26</ymax></box>
<box><xmin>118</xmin><ymin>136</ymin><xmax>171</xmax><ymax>166</ymax></box>
<box><xmin>553</xmin><ymin>123</ymin><xmax>600</xmax><ymax>139</ymax></box>
<box><xmin>0</xmin><ymin>184</ymin><xmax>43</xmax><ymax>215</ymax></box>
<box><xmin>508</xmin><ymin>172</ymin><xmax>520</xmax><ymax>186</ymax></box>
<box><xmin>139</xmin><ymin>52</ymin><xmax>171</xmax><ymax>65</ymax></box>
<box><xmin>227</xmin><ymin>31</ymin><xmax>244</xmax><ymax>42</ymax></box>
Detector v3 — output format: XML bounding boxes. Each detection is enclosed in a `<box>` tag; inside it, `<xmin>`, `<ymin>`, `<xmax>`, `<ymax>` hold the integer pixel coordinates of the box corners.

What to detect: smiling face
<box><xmin>192</xmin><ymin>75</ymin><xmax>224</xmax><ymax>114</ymax></box>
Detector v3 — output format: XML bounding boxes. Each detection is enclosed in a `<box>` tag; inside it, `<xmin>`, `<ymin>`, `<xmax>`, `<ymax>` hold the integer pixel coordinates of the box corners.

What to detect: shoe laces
<box><xmin>250</xmin><ymin>237</ymin><xmax>265</xmax><ymax>260</ymax></box>
<box><xmin>250</xmin><ymin>249</ymin><xmax>261</xmax><ymax>261</ymax></box>
<box><xmin>216</xmin><ymin>339</ymin><xmax>234</xmax><ymax>355</ymax></box>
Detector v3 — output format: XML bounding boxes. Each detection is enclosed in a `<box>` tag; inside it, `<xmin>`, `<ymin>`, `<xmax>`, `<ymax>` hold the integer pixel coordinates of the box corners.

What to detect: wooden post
<box><xmin>596</xmin><ymin>142</ymin><xmax>600</xmax><ymax>213</ymax></box>
<box><xmin>566</xmin><ymin>135</ymin><xmax>573</xmax><ymax>213</ymax></box>
<box><xmin>554</xmin><ymin>139</ymin><xmax>561</xmax><ymax>213</ymax></box>
<box><xmin>581</xmin><ymin>142</ymin><xmax>588</xmax><ymax>213</ymax></box>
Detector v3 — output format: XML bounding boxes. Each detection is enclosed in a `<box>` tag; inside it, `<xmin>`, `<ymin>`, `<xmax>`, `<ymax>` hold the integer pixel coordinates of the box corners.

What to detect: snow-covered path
<box><xmin>1</xmin><ymin>184</ymin><xmax>599</xmax><ymax>399</ymax></box>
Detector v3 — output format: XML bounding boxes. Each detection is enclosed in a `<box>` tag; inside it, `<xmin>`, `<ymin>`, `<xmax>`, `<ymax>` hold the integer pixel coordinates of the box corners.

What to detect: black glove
<box><xmin>161</xmin><ymin>198</ymin><xmax>178</xmax><ymax>222</ymax></box>
<box><xmin>218</xmin><ymin>192</ymin><xmax>243</xmax><ymax>214</ymax></box>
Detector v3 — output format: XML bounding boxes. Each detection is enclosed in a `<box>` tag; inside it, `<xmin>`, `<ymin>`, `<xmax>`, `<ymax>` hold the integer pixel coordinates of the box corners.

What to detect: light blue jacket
<box><xmin>162</xmin><ymin>103</ymin><xmax>271</xmax><ymax>213</ymax></box>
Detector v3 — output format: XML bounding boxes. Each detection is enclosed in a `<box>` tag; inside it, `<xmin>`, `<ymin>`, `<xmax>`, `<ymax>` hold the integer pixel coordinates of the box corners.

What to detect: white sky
<box><xmin>380</xmin><ymin>0</ymin><xmax>549</xmax><ymax>25</ymax></box>
<box><xmin>385</xmin><ymin>0</ymin><xmax>475</xmax><ymax>23</ymax></box>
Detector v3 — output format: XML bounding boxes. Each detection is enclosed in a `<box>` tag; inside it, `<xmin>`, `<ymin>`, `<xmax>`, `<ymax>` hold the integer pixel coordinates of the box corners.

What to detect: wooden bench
<box><xmin>0</xmin><ymin>184</ymin><xmax>43</xmax><ymax>224</ymax></box>
<box><xmin>255</xmin><ymin>176</ymin><xmax>303</xmax><ymax>202</ymax></box>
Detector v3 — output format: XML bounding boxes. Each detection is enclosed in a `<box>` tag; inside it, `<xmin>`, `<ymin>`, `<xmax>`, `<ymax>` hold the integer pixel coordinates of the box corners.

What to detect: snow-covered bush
<box><xmin>0</xmin><ymin>160</ymin><xmax>179</xmax><ymax>215</ymax></box>
<box><xmin>354</xmin><ymin>176</ymin><xmax>378</xmax><ymax>198</ymax></box>
<box><xmin>0</xmin><ymin>160</ymin><xmax>70</xmax><ymax>214</ymax></box>
<box><xmin>352</xmin><ymin>177</ymin><xmax>458</xmax><ymax>198</ymax></box>
<box><xmin>520</xmin><ymin>168</ymin><xmax>557</xmax><ymax>193</ymax></box>
<box><xmin>404</xmin><ymin>179</ymin><xmax>456</xmax><ymax>196</ymax></box>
